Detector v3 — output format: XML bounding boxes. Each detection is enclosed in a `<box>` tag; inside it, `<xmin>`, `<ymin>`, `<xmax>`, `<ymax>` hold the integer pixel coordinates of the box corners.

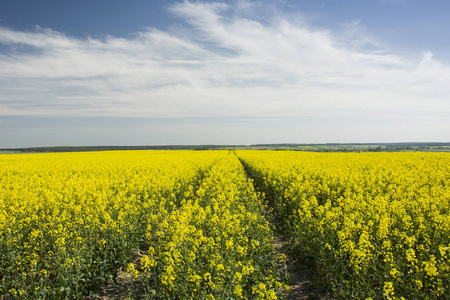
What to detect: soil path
<box><xmin>237</xmin><ymin>154</ymin><xmax>325</xmax><ymax>300</ymax></box>
<box><xmin>273</xmin><ymin>234</ymin><xmax>318</xmax><ymax>300</ymax></box>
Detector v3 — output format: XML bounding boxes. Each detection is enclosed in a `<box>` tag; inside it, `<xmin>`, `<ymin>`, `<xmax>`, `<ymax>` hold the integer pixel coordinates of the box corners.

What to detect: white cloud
<box><xmin>0</xmin><ymin>0</ymin><xmax>449</xmax><ymax>126</ymax></box>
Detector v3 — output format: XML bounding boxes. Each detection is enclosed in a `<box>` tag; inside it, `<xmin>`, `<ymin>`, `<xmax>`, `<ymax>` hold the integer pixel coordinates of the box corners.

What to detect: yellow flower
<box><xmin>266</xmin><ymin>290</ymin><xmax>277</xmax><ymax>300</ymax></box>
<box><xmin>415</xmin><ymin>280</ymin><xmax>423</xmax><ymax>289</ymax></box>
<box><xmin>216</xmin><ymin>264</ymin><xmax>225</xmax><ymax>272</ymax></box>
<box><xmin>389</xmin><ymin>268</ymin><xmax>399</xmax><ymax>278</ymax></box>
<box><xmin>234</xmin><ymin>272</ymin><xmax>243</xmax><ymax>282</ymax></box>
<box><xmin>127</xmin><ymin>263</ymin><xmax>139</xmax><ymax>280</ymax></box>
<box><xmin>234</xmin><ymin>284</ymin><xmax>243</xmax><ymax>298</ymax></box>
<box><xmin>204</xmin><ymin>272</ymin><xmax>211</xmax><ymax>281</ymax></box>
<box><xmin>383</xmin><ymin>281</ymin><xmax>394</xmax><ymax>297</ymax></box>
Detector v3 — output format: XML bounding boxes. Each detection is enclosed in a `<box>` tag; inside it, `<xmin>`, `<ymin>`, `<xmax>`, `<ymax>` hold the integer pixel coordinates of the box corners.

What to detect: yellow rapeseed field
<box><xmin>237</xmin><ymin>150</ymin><xmax>450</xmax><ymax>299</ymax></box>
<box><xmin>2</xmin><ymin>150</ymin><xmax>449</xmax><ymax>299</ymax></box>
<box><xmin>0</xmin><ymin>150</ymin><xmax>287</xmax><ymax>299</ymax></box>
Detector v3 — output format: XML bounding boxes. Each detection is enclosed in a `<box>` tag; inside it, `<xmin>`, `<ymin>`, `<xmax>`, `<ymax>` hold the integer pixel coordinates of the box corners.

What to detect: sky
<box><xmin>1</xmin><ymin>0</ymin><xmax>449</xmax><ymax>148</ymax></box>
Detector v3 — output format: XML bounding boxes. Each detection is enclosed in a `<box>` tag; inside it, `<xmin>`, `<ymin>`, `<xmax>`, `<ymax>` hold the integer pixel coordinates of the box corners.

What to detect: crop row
<box><xmin>0</xmin><ymin>151</ymin><xmax>287</xmax><ymax>299</ymax></box>
<box><xmin>237</xmin><ymin>151</ymin><xmax>450</xmax><ymax>299</ymax></box>
<box><xmin>136</xmin><ymin>153</ymin><xmax>287</xmax><ymax>299</ymax></box>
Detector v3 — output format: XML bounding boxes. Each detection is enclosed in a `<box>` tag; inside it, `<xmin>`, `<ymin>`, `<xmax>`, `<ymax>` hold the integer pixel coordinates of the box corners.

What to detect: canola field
<box><xmin>1</xmin><ymin>150</ymin><xmax>449</xmax><ymax>299</ymax></box>
<box><xmin>0</xmin><ymin>151</ymin><xmax>286</xmax><ymax>299</ymax></box>
<box><xmin>238</xmin><ymin>151</ymin><xmax>450</xmax><ymax>299</ymax></box>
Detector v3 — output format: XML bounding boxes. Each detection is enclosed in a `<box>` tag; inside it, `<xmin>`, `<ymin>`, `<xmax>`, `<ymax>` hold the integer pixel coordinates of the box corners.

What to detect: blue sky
<box><xmin>1</xmin><ymin>0</ymin><xmax>449</xmax><ymax>147</ymax></box>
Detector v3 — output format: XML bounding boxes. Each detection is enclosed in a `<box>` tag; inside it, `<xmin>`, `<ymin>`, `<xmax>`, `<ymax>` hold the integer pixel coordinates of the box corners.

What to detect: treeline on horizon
<box><xmin>1</xmin><ymin>145</ymin><xmax>235</xmax><ymax>153</ymax></box>
<box><xmin>2</xmin><ymin>142</ymin><xmax>450</xmax><ymax>153</ymax></box>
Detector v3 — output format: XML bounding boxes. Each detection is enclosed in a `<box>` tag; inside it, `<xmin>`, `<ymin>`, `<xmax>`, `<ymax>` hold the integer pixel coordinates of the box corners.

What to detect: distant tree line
<box><xmin>2</xmin><ymin>142</ymin><xmax>449</xmax><ymax>153</ymax></box>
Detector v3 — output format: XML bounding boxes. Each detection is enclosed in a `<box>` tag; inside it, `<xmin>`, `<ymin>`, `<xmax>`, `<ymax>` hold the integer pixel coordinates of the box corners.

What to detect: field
<box><xmin>1</xmin><ymin>150</ymin><xmax>449</xmax><ymax>299</ymax></box>
<box><xmin>239</xmin><ymin>151</ymin><xmax>450</xmax><ymax>299</ymax></box>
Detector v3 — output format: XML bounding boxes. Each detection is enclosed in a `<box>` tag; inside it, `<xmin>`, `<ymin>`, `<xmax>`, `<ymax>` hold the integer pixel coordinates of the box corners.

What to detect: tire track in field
<box><xmin>236</xmin><ymin>153</ymin><xmax>325</xmax><ymax>300</ymax></box>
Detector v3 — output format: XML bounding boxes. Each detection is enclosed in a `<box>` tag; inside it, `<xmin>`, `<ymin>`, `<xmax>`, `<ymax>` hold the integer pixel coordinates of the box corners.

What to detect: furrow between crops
<box><xmin>235</xmin><ymin>153</ymin><xmax>323</xmax><ymax>300</ymax></box>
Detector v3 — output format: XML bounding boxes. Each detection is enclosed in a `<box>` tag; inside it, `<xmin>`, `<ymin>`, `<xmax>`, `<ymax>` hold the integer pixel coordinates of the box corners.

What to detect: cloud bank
<box><xmin>1</xmin><ymin>0</ymin><xmax>449</xmax><ymax>145</ymax></box>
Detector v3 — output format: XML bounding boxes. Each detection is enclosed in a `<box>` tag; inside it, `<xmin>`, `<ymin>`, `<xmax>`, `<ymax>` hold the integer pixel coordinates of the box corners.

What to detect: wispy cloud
<box><xmin>0</xmin><ymin>0</ymin><xmax>449</xmax><ymax>124</ymax></box>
